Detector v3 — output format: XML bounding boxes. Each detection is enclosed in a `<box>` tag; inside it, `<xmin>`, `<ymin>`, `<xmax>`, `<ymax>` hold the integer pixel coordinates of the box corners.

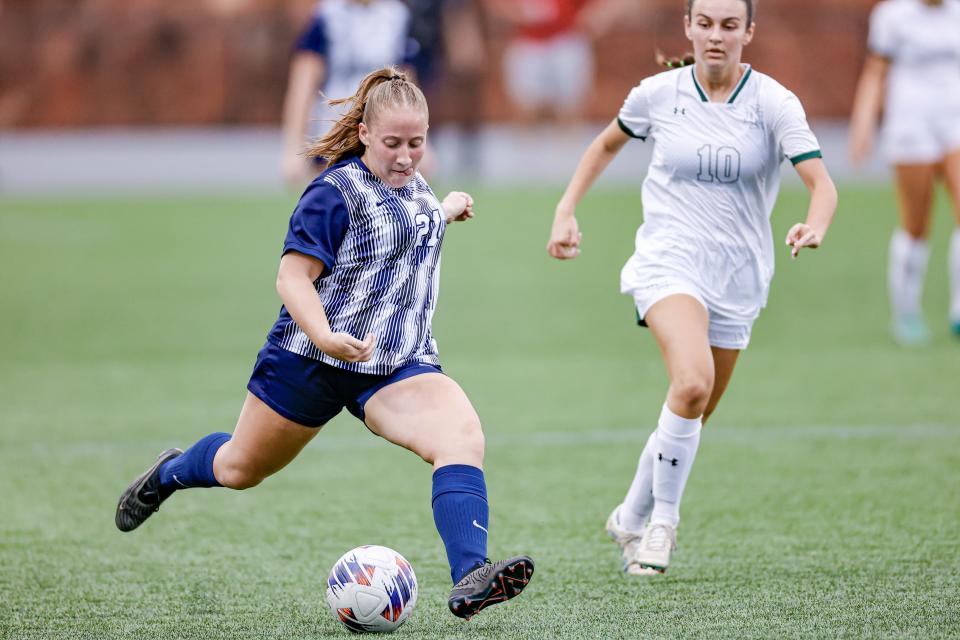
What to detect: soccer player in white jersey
<box><xmin>850</xmin><ymin>0</ymin><xmax>960</xmax><ymax>344</ymax></box>
<box><xmin>281</xmin><ymin>0</ymin><xmax>414</xmax><ymax>186</ymax></box>
<box><xmin>117</xmin><ymin>67</ymin><xmax>533</xmax><ymax>620</ymax></box>
<box><xmin>547</xmin><ymin>0</ymin><xmax>838</xmax><ymax>575</ymax></box>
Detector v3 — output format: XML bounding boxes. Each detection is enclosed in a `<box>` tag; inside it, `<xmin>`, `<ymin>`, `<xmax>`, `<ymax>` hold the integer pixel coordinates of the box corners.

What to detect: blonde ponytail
<box><xmin>306</xmin><ymin>67</ymin><xmax>428</xmax><ymax>167</ymax></box>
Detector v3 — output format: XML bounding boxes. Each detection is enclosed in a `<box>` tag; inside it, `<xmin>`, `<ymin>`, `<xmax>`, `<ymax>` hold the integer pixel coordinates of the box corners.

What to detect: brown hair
<box><xmin>657</xmin><ymin>0</ymin><xmax>755</xmax><ymax>69</ymax></box>
<box><xmin>305</xmin><ymin>66</ymin><xmax>429</xmax><ymax>166</ymax></box>
<box><xmin>689</xmin><ymin>0</ymin><xmax>754</xmax><ymax>25</ymax></box>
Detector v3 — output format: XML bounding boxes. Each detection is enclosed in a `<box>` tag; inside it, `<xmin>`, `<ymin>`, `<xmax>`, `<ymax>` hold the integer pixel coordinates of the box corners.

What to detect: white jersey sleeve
<box><xmin>771</xmin><ymin>89</ymin><xmax>821</xmax><ymax>165</ymax></box>
<box><xmin>867</xmin><ymin>1</ymin><xmax>898</xmax><ymax>58</ymax></box>
<box><xmin>617</xmin><ymin>82</ymin><xmax>653</xmax><ymax>140</ymax></box>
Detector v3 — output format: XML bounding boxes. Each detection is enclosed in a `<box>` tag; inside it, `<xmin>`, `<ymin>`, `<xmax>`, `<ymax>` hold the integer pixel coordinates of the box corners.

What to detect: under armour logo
<box><xmin>658</xmin><ymin>453</ymin><xmax>679</xmax><ymax>466</ymax></box>
<box><xmin>673</xmin><ymin>107</ymin><xmax>686</xmax><ymax>116</ymax></box>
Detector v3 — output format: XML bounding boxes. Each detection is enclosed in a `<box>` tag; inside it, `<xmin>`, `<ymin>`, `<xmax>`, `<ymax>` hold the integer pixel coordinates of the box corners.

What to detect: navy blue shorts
<box><xmin>246</xmin><ymin>341</ymin><xmax>442</xmax><ymax>427</ymax></box>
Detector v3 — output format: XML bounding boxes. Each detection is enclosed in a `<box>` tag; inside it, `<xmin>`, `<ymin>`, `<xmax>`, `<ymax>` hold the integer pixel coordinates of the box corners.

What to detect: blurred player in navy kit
<box><xmin>118</xmin><ymin>67</ymin><xmax>533</xmax><ymax>621</ymax></box>
<box><xmin>850</xmin><ymin>0</ymin><xmax>960</xmax><ymax>344</ymax></box>
<box><xmin>281</xmin><ymin>0</ymin><xmax>415</xmax><ymax>186</ymax></box>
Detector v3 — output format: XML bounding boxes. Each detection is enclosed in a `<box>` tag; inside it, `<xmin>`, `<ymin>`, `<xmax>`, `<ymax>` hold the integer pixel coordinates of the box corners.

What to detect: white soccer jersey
<box><xmin>617</xmin><ymin>65</ymin><xmax>821</xmax><ymax>322</ymax></box>
<box><xmin>868</xmin><ymin>0</ymin><xmax>960</xmax><ymax>120</ymax></box>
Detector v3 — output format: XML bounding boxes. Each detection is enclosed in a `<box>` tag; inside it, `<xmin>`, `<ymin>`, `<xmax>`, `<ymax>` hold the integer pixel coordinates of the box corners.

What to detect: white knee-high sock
<box><xmin>650</xmin><ymin>404</ymin><xmax>702</xmax><ymax>528</ymax></box>
<box><xmin>889</xmin><ymin>228</ymin><xmax>930</xmax><ymax>318</ymax></box>
<box><xmin>949</xmin><ymin>228</ymin><xmax>960</xmax><ymax>322</ymax></box>
<box><xmin>620</xmin><ymin>431</ymin><xmax>656</xmax><ymax>531</ymax></box>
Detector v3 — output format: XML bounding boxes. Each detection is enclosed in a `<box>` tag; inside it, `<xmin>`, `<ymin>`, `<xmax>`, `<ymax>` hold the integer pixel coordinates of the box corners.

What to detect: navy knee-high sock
<box><xmin>432</xmin><ymin>464</ymin><xmax>489</xmax><ymax>584</ymax></box>
<box><xmin>158</xmin><ymin>432</ymin><xmax>231</xmax><ymax>493</ymax></box>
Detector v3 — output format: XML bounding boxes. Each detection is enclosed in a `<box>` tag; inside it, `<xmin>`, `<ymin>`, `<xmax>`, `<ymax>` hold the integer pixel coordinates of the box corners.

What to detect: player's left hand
<box><xmin>785</xmin><ymin>223</ymin><xmax>823</xmax><ymax>259</ymax></box>
<box><xmin>442</xmin><ymin>191</ymin><xmax>474</xmax><ymax>223</ymax></box>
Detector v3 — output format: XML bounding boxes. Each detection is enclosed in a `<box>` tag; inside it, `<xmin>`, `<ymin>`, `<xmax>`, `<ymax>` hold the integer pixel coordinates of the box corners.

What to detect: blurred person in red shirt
<box><xmin>489</xmin><ymin>0</ymin><xmax>610</xmax><ymax>123</ymax></box>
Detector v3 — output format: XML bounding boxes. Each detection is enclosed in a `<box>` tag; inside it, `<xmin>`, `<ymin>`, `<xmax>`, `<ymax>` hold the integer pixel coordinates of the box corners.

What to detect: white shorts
<box><xmin>628</xmin><ymin>275</ymin><xmax>755</xmax><ymax>350</ymax></box>
<box><xmin>882</xmin><ymin>108</ymin><xmax>960</xmax><ymax>164</ymax></box>
<box><xmin>503</xmin><ymin>33</ymin><xmax>592</xmax><ymax>111</ymax></box>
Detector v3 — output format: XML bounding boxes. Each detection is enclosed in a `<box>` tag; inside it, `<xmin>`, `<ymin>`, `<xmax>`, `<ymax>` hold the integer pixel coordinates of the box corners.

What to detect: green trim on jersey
<box><xmin>690</xmin><ymin>65</ymin><xmax>753</xmax><ymax>104</ymax></box>
<box><xmin>617</xmin><ymin>117</ymin><xmax>646</xmax><ymax>140</ymax></box>
<box><xmin>691</xmin><ymin>67</ymin><xmax>709</xmax><ymax>102</ymax></box>
<box><xmin>727</xmin><ymin>66</ymin><xmax>753</xmax><ymax>104</ymax></box>
<box><xmin>790</xmin><ymin>150</ymin><xmax>823</xmax><ymax>165</ymax></box>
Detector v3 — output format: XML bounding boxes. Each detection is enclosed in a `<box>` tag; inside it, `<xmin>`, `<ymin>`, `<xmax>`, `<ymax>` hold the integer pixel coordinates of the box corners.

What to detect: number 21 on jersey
<box><xmin>414</xmin><ymin>207</ymin><xmax>443</xmax><ymax>248</ymax></box>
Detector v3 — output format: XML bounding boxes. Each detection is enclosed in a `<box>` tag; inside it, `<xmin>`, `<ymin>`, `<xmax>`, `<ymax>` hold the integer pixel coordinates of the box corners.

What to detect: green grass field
<box><xmin>1</xmin><ymin>183</ymin><xmax>958</xmax><ymax>639</ymax></box>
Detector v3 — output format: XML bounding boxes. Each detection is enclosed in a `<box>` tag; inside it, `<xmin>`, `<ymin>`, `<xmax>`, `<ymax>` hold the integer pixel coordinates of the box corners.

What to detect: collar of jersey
<box><xmin>691</xmin><ymin>64</ymin><xmax>753</xmax><ymax>104</ymax></box>
<box><xmin>351</xmin><ymin>156</ymin><xmax>415</xmax><ymax>196</ymax></box>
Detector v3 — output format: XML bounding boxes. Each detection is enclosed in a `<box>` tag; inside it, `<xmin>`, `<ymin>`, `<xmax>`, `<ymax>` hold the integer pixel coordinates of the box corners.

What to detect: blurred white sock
<box><xmin>888</xmin><ymin>228</ymin><xmax>929</xmax><ymax>318</ymax></box>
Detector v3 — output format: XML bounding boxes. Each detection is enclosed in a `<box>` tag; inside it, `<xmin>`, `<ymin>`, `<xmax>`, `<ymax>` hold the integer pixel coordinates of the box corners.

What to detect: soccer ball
<box><xmin>325</xmin><ymin>545</ymin><xmax>419</xmax><ymax>633</ymax></box>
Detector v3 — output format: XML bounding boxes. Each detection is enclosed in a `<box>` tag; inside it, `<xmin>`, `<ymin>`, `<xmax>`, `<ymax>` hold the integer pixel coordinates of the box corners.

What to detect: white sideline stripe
<box><xmin>1</xmin><ymin>424</ymin><xmax>956</xmax><ymax>457</ymax></box>
<box><xmin>487</xmin><ymin>423</ymin><xmax>960</xmax><ymax>447</ymax></box>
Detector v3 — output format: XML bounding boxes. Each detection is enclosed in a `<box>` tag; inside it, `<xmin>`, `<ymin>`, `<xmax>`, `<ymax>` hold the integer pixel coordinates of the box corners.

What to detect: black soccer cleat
<box><xmin>448</xmin><ymin>555</ymin><xmax>534</xmax><ymax>620</ymax></box>
<box><xmin>115</xmin><ymin>448</ymin><xmax>182</xmax><ymax>532</ymax></box>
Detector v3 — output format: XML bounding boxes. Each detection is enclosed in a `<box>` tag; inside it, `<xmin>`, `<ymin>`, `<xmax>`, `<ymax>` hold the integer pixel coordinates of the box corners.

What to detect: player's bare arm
<box><xmin>848</xmin><ymin>54</ymin><xmax>890</xmax><ymax>166</ymax></box>
<box><xmin>549</xmin><ymin>119</ymin><xmax>630</xmax><ymax>259</ymax></box>
<box><xmin>787</xmin><ymin>157</ymin><xmax>838</xmax><ymax>258</ymax></box>
<box><xmin>276</xmin><ymin>251</ymin><xmax>376</xmax><ymax>362</ymax></box>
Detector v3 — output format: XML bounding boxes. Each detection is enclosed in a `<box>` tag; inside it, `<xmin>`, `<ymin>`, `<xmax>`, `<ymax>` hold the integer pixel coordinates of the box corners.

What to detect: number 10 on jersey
<box><xmin>697</xmin><ymin>144</ymin><xmax>742</xmax><ymax>183</ymax></box>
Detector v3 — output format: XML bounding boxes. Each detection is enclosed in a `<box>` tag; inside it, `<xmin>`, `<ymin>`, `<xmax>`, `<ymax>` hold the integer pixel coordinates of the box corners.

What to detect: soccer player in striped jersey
<box><xmin>117</xmin><ymin>67</ymin><xmax>533</xmax><ymax>620</ymax></box>
<box><xmin>849</xmin><ymin>0</ymin><xmax>960</xmax><ymax>344</ymax></box>
<box><xmin>547</xmin><ymin>0</ymin><xmax>838</xmax><ymax>575</ymax></box>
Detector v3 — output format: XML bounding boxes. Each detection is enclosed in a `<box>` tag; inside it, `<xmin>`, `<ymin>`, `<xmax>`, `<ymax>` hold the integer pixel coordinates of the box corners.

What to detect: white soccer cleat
<box><xmin>633</xmin><ymin>522</ymin><xmax>677</xmax><ymax>574</ymax></box>
<box><xmin>605</xmin><ymin>505</ymin><xmax>661</xmax><ymax>576</ymax></box>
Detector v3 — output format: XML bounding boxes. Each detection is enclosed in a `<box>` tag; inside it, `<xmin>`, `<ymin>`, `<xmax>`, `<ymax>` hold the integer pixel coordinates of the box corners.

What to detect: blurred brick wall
<box><xmin>0</xmin><ymin>0</ymin><xmax>318</xmax><ymax>127</ymax></box>
<box><xmin>570</xmin><ymin>0</ymin><xmax>876</xmax><ymax>122</ymax></box>
<box><xmin>0</xmin><ymin>0</ymin><xmax>876</xmax><ymax>127</ymax></box>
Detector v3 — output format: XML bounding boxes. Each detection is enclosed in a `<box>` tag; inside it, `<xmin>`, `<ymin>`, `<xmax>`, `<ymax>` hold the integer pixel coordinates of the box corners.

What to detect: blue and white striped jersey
<box><xmin>267</xmin><ymin>156</ymin><xmax>446</xmax><ymax>375</ymax></box>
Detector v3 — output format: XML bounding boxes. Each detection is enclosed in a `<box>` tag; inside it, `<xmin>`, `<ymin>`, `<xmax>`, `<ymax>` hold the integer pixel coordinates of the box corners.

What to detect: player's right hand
<box><xmin>547</xmin><ymin>210</ymin><xmax>582</xmax><ymax>260</ymax></box>
<box><xmin>319</xmin><ymin>332</ymin><xmax>377</xmax><ymax>362</ymax></box>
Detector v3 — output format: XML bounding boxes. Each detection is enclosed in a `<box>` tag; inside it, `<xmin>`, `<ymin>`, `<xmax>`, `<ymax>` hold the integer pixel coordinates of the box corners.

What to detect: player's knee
<box><xmin>215</xmin><ymin>461</ymin><xmax>265</xmax><ymax>490</ymax></box>
<box><xmin>457</xmin><ymin>417</ymin><xmax>485</xmax><ymax>462</ymax></box>
<box><xmin>427</xmin><ymin>416</ymin><xmax>485</xmax><ymax>466</ymax></box>
<box><xmin>671</xmin><ymin>375</ymin><xmax>713</xmax><ymax>415</ymax></box>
